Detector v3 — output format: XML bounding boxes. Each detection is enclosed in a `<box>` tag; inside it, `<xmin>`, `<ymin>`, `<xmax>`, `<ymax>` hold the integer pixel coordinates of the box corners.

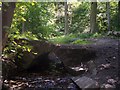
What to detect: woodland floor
<box><xmin>3</xmin><ymin>37</ymin><xmax>120</xmax><ymax>90</ymax></box>
<box><xmin>82</xmin><ymin>37</ymin><xmax>119</xmax><ymax>89</ymax></box>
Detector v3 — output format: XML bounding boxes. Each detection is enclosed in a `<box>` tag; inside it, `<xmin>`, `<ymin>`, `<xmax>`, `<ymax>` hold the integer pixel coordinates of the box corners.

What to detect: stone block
<box><xmin>71</xmin><ymin>76</ymin><xmax>99</xmax><ymax>90</ymax></box>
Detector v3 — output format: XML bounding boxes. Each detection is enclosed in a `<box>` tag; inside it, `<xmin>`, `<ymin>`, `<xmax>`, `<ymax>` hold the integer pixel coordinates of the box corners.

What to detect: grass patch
<box><xmin>49</xmin><ymin>35</ymin><xmax>75</xmax><ymax>44</ymax></box>
<box><xmin>49</xmin><ymin>34</ymin><xmax>94</xmax><ymax>45</ymax></box>
<box><xmin>71</xmin><ymin>39</ymin><xmax>93</xmax><ymax>45</ymax></box>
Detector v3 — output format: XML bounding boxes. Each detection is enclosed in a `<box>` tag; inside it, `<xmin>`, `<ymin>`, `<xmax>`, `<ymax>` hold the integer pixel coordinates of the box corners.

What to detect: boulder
<box><xmin>2</xmin><ymin>59</ymin><xmax>17</xmax><ymax>79</ymax></box>
<box><xmin>54</xmin><ymin>44</ymin><xmax>96</xmax><ymax>67</ymax></box>
<box><xmin>48</xmin><ymin>52</ymin><xmax>61</xmax><ymax>64</ymax></box>
<box><xmin>14</xmin><ymin>39</ymin><xmax>96</xmax><ymax>73</ymax></box>
<box><xmin>71</xmin><ymin>76</ymin><xmax>99</xmax><ymax>89</ymax></box>
<box><xmin>50</xmin><ymin>44</ymin><xmax>96</xmax><ymax>76</ymax></box>
<box><xmin>15</xmin><ymin>39</ymin><xmax>56</xmax><ymax>70</ymax></box>
<box><xmin>27</xmin><ymin>52</ymin><xmax>51</xmax><ymax>72</ymax></box>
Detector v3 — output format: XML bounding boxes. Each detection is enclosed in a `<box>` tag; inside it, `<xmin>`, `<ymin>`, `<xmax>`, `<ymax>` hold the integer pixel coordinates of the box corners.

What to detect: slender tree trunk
<box><xmin>90</xmin><ymin>2</ymin><xmax>97</xmax><ymax>33</ymax></box>
<box><xmin>2</xmin><ymin>2</ymin><xmax>16</xmax><ymax>49</ymax></box>
<box><xmin>106</xmin><ymin>2</ymin><xmax>110</xmax><ymax>31</ymax></box>
<box><xmin>69</xmin><ymin>4</ymin><xmax>72</xmax><ymax>31</ymax></box>
<box><xmin>64</xmin><ymin>1</ymin><xmax>68</xmax><ymax>35</ymax></box>
<box><xmin>0</xmin><ymin>4</ymin><xmax>2</xmax><ymax>56</ymax></box>
<box><xmin>22</xmin><ymin>21</ymin><xmax>25</xmax><ymax>34</ymax></box>
<box><xmin>118</xmin><ymin>1</ymin><xmax>120</xmax><ymax>29</ymax></box>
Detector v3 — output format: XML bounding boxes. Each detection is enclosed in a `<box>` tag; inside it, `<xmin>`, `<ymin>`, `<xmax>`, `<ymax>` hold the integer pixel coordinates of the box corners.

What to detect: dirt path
<box><xmin>83</xmin><ymin>38</ymin><xmax>119</xmax><ymax>88</ymax></box>
<box><xmin>53</xmin><ymin>38</ymin><xmax>120</xmax><ymax>88</ymax></box>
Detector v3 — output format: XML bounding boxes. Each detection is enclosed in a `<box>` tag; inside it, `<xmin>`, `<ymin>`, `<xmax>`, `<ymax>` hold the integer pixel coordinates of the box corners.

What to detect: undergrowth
<box><xmin>48</xmin><ymin>33</ymin><xmax>103</xmax><ymax>44</ymax></box>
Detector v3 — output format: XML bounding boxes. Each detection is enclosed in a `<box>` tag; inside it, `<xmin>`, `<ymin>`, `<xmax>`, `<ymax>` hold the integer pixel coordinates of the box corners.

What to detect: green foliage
<box><xmin>4</xmin><ymin>29</ymin><xmax>36</xmax><ymax>63</ymax></box>
<box><xmin>71</xmin><ymin>39</ymin><xmax>93</xmax><ymax>45</ymax></box>
<box><xmin>70</xmin><ymin>2</ymin><xmax>90</xmax><ymax>33</ymax></box>
<box><xmin>110</xmin><ymin>2</ymin><xmax>119</xmax><ymax>31</ymax></box>
<box><xmin>3</xmin><ymin>37</ymin><xmax>33</xmax><ymax>64</ymax></box>
<box><xmin>53</xmin><ymin>2</ymin><xmax>65</xmax><ymax>35</ymax></box>
<box><xmin>10</xmin><ymin>2</ymin><xmax>119</xmax><ymax>41</ymax></box>
<box><xmin>11</xmin><ymin>2</ymin><xmax>56</xmax><ymax>39</ymax></box>
<box><xmin>49</xmin><ymin>34</ymin><xmax>75</xmax><ymax>44</ymax></box>
<box><xmin>6</xmin><ymin>2</ymin><xmax>119</xmax><ymax>54</ymax></box>
<box><xmin>97</xmin><ymin>2</ymin><xmax>118</xmax><ymax>32</ymax></box>
<box><xmin>97</xmin><ymin>2</ymin><xmax>107</xmax><ymax>32</ymax></box>
<box><xmin>49</xmin><ymin>33</ymin><xmax>102</xmax><ymax>44</ymax></box>
<box><xmin>8</xmin><ymin>27</ymin><xmax>38</xmax><ymax>40</ymax></box>
<box><xmin>78</xmin><ymin>33</ymin><xmax>93</xmax><ymax>39</ymax></box>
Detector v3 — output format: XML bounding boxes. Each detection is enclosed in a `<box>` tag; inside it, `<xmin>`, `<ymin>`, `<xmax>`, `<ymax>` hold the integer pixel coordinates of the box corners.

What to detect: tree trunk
<box><xmin>64</xmin><ymin>1</ymin><xmax>68</xmax><ymax>35</ymax></box>
<box><xmin>69</xmin><ymin>4</ymin><xmax>72</xmax><ymax>31</ymax></box>
<box><xmin>22</xmin><ymin>21</ymin><xmax>25</xmax><ymax>34</ymax></box>
<box><xmin>118</xmin><ymin>1</ymin><xmax>120</xmax><ymax>29</ymax></box>
<box><xmin>90</xmin><ymin>2</ymin><xmax>97</xmax><ymax>33</ymax></box>
<box><xmin>2</xmin><ymin>2</ymin><xmax>16</xmax><ymax>49</ymax></box>
<box><xmin>106</xmin><ymin>2</ymin><xmax>110</xmax><ymax>31</ymax></box>
<box><xmin>0</xmin><ymin>4</ymin><xmax>2</xmax><ymax>56</ymax></box>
